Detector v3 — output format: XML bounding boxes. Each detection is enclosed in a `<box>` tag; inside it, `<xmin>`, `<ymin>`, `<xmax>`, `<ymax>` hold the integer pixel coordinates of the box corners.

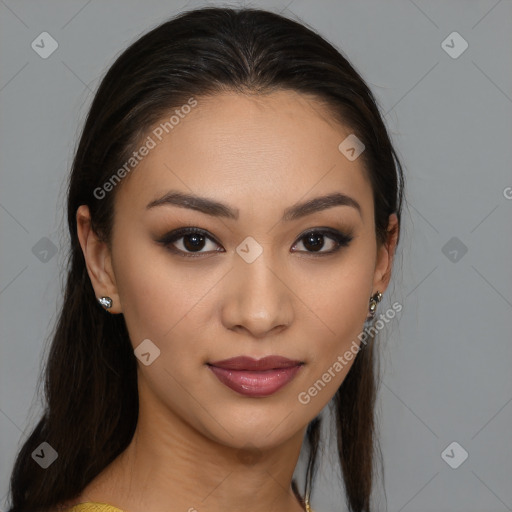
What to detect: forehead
<box><xmin>114</xmin><ymin>90</ymin><xmax>373</xmax><ymax>221</ymax></box>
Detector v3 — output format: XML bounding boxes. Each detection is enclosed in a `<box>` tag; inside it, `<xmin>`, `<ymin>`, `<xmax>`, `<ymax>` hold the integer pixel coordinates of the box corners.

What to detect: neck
<box><xmin>78</xmin><ymin>380</ymin><xmax>309</xmax><ymax>512</ymax></box>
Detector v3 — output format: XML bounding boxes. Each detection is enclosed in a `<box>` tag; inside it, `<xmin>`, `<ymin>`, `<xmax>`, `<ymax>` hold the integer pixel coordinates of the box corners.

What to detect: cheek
<box><xmin>300</xmin><ymin>257</ymin><xmax>374</xmax><ymax>386</ymax></box>
<box><xmin>303</xmin><ymin>255</ymin><xmax>372</xmax><ymax>331</ymax></box>
<box><xmin>113</xmin><ymin>239</ymin><xmax>217</xmax><ymax>355</ymax></box>
<box><xmin>113</xmin><ymin>249</ymin><xmax>208</xmax><ymax>408</ymax></box>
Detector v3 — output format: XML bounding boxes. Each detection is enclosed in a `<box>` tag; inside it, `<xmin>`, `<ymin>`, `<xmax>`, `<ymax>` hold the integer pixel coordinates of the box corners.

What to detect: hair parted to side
<box><xmin>7</xmin><ymin>7</ymin><xmax>405</xmax><ymax>512</ymax></box>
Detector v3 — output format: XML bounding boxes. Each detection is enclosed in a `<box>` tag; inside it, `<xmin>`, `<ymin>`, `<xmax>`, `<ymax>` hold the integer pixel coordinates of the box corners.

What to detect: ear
<box><xmin>372</xmin><ymin>213</ymin><xmax>399</xmax><ymax>295</ymax></box>
<box><xmin>76</xmin><ymin>205</ymin><xmax>122</xmax><ymax>314</ymax></box>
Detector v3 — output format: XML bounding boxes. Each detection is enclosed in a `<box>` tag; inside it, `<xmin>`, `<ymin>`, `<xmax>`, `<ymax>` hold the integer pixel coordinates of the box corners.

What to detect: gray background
<box><xmin>1</xmin><ymin>1</ymin><xmax>511</xmax><ymax>511</ymax></box>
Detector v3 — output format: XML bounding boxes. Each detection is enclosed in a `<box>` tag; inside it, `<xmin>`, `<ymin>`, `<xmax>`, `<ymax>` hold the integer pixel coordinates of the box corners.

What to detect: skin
<box><xmin>73</xmin><ymin>90</ymin><xmax>398</xmax><ymax>512</ymax></box>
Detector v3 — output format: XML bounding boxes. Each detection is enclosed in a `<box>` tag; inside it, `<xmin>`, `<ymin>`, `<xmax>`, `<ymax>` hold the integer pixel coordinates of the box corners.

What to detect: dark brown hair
<box><xmin>7</xmin><ymin>7</ymin><xmax>405</xmax><ymax>512</ymax></box>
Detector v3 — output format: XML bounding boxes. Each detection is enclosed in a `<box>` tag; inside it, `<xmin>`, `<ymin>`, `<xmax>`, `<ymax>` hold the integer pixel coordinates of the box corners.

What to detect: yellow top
<box><xmin>66</xmin><ymin>504</ymin><xmax>123</xmax><ymax>512</ymax></box>
<box><xmin>66</xmin><ymin>502</ymin><xmax>315</xmax><ymax>512</ymax></box>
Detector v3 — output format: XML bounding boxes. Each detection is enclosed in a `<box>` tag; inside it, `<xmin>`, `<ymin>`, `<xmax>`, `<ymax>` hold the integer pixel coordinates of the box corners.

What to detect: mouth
<box><xmin>206</xmin><ymin>355</ymin><xmax>304</xmax><ymax>397</ymax></box>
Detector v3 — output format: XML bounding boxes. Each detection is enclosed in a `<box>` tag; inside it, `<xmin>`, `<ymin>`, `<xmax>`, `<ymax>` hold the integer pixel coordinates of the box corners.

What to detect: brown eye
<box><xmin>292</xmin><ymin>229</ymin><xmax>353</xmax><ymax>255</ymax></box>
<box><xmin>157</xmin><ymin>226</ymin><xmax>353</xmax><ymax>259</ymax></box>
<box><xmin>158</xmin><ymin>227</ymin><xmax>223</xmax><ymax>258</ymax></box>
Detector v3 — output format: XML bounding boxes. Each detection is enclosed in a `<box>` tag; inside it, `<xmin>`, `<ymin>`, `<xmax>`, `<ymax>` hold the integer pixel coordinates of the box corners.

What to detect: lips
<box><xmin>208</xmin><ymin>355</ymin><xmax>303</xmax><ymax>371</ymax></box>
<box><xmin>207</xmin><ymin>356</ymin><xmax>304</xmax><ymax>397</ymax></box>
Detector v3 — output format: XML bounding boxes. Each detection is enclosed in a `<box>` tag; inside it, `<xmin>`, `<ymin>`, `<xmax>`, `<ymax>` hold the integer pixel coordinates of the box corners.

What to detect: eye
<box><xmin>157</xmin><ymin>227</ymin><xmax>223</xmax><ymax>258</ymax></box>
<box><xmin>157</xmin><ymin>226</ymin><xmax>353</xmax><ymax>258</ymax></box>
<box><xmin>292</xmin><ymin>228</ymin><xmax>353</xmax><ymax>255</ymax></box>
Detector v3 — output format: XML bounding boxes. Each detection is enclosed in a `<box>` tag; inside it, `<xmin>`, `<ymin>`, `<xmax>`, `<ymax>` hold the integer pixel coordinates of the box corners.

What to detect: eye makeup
<box><xmin>155</xmin><ymin>225</ymin><xmax>354</xmax><ymax>259</ymax></box>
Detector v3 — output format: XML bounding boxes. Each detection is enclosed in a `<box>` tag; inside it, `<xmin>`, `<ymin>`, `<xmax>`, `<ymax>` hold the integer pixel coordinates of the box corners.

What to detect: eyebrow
<box><xmin>146</xmin><ymin>190</ymin><xmax>362</xmax><ymax>221</ymax></box>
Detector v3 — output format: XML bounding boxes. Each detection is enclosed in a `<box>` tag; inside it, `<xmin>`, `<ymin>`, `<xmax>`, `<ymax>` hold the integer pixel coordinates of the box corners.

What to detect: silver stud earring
<box><xmin>98</xmin><ymin>296</ymin><xmax>113</xmax><ymax>310</ymax></box>
<box><xmin>367</xmin><ymin>291</ymin><xmax>382</xmax><ymax>319</ymax></box>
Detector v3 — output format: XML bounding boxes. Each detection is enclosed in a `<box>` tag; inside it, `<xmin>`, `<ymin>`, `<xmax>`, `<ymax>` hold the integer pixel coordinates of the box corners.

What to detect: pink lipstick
<box><xmin>207</xmin><ymin>355</ymin><xmax>304</xmax><ymax>397</ymax></box>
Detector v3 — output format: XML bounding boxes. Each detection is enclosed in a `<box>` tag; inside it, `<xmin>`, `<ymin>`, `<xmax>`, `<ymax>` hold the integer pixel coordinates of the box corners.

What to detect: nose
<box><xmin>220</xmin><ymin>251</ymin><xmax>294</xmax><ymax>339</ymax></box>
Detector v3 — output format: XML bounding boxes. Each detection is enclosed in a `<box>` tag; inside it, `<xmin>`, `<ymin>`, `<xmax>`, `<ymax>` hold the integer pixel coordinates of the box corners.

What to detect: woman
<box><xmin>6</xmin><ymin>6</ymin><xmax>405</xmax><ymax>512</ymax></box>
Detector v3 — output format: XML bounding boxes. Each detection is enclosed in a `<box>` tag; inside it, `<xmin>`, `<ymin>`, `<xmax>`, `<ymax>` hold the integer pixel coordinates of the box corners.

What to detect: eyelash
<box><xmin>157</xmin><ymin>226</ymin><xmax>354</xmax><ymax>259</ymax></box>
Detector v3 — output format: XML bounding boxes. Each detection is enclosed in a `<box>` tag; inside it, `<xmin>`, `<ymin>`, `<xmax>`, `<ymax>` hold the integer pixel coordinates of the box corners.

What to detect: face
<box><xmin>78</xmin><ymin>90</ymin><xmax>397</xmax><ymax>451</ymax></box>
